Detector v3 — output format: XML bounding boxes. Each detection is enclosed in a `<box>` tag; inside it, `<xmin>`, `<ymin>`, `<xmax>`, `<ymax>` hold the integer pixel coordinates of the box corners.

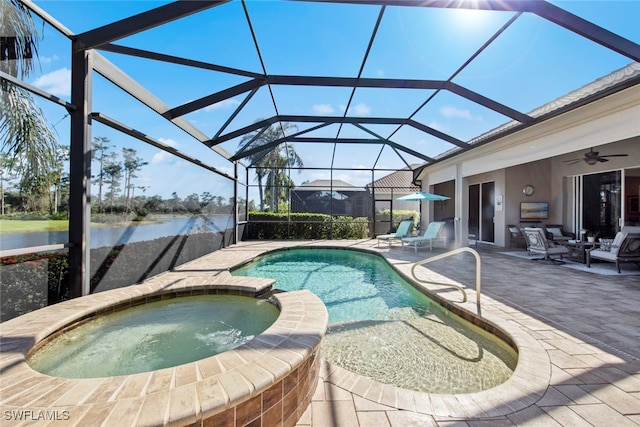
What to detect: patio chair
<box><xmin>544</xmin><ymin>224</ymin><xmax>575</xmax><ymax>244</ymax></box>
<box><xmin>586</xmin><ymin>226</ymin><xmax>640</xmax><ymax>273</ymax></box>
<box><xmin>376</xmin><ymin>219</ymin><xmax>414</xmax><ymax>247</ymax></box>
<box><xmin>522</xmin><ymin>227</ymin><xmax>569</xmax><ymax>264</ymax></box>
<box><xmin>507</xmin><ymin>225</ymin><xmax>527</xmax><ymax>249</ymax></box>
<box><xmin>401</xmin><ymin>221</ymin><xmax>446</xmax><ymax>252</ymax></box>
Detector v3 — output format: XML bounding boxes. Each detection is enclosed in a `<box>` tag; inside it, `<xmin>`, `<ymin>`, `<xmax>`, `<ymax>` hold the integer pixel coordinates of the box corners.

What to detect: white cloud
<box><xmin>439</xmin><ymin>105</ymin><xmax>482</xmax><ymax>121</ymax></box>
<box><xmin>151</xmin><ymin>139</ymin><xmax>181</xmax><ymax>164</ymax></box>
<box><xmin>427</xmin><ymin>121</ymin><xmax>448</xmax><ymax>132</ymax></box>
<box><xmin>158</xmin><ymin>138</ymin><xmax>180</xmax><ymax>148</ymax></box>
<box><xmin>151</xmin><ymin>151</ymin><xmax>173</xmax><ymax>165</ymax></box>
<box><xmin>204</xmin><ymin>98</ymin><xmax>241</xmax><ymax>111</ymax></box>
<box><xmin>32</xmin><ymin>67</ymin><xmax>70</xmax><ymax>96</ymax></box>
<box><xmin>353</xmin><ymin>103</ymin><xmax>371</xmax><ymax>116</ymax></box>
<box><xmin>313</xmin><ymin>103</ymin><xmax>334</xmax><ymax>114</ymax></box>
<box><xmin>340</xmin><ymin>102</ymin><xmax>372</xmax><ymax>117</ymax></box>
<box><xmin>39</xmin><ymin>54</ymin><xmax>60</xmax><ymax>64</ymax></box>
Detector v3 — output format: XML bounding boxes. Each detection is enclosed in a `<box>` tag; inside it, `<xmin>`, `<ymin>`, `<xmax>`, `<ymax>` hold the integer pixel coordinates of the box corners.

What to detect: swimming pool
<box><xmin>232</xmin><ymin>247</ymin><xmax>517</xmax><ymax>393</ymax></box>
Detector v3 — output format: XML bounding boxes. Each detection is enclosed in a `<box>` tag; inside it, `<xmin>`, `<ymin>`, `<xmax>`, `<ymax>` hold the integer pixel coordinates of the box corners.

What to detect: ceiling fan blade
<box><xmin>597</xmin><ymin>157</ymin><xmax>609</xmax><ymax>162</ymax></box>
<box><xmin>600</xmin><ymin>154</ymin><xmax>628</xmax><ymax>158</ymax></box>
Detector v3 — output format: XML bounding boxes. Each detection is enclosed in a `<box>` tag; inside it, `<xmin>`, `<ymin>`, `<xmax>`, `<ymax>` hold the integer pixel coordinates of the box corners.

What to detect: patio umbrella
<box><xmin>396</xmin><ymin>191</ymin><xmax>450</xmax><ymax>202</ymax></box>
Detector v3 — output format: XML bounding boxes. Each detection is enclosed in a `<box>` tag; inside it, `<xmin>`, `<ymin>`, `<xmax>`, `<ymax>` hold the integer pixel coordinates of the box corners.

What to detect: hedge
<box><xmin>247</xmin><ymin>212</ymin><xmax>370</xmax><ymax>239</ymax></box>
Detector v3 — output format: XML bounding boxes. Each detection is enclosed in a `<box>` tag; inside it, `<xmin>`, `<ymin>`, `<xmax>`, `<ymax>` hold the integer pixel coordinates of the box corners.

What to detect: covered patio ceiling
<box><xmin>20</xmin><ymin>0</ymin><xmax>640</xmax><ymax>176</ymax></box>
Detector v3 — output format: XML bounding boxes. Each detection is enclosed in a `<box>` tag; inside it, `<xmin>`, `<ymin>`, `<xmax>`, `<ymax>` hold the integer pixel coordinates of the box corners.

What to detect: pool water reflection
<box><xmin>232</xmin><ymin>248</ymin><xmax>517</xmax><ymax>393</ymax></box>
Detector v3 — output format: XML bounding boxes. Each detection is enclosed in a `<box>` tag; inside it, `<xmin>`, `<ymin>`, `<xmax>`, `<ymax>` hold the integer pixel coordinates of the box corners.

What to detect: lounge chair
<box><xmin>507</xmin><ymin>224</ymin><xmax>527</xmax><ymax>249</ymax></box>
<box><xmin>522</xmin><ymin>227</ymin><xmax>569</xmax><ymax>264</ymax></box>
<box><xmin>544</xmin><ymin>224</ymin><xmax>575</xmax><ymax>244</ymax></box>
<box><xmin>401</xmin><ymin>221</ymin><xmax>446</xmax><ymax>252</ymax></box>
<box><xmin>376</xmin><ymin>219</ymin><xmax>414</xmax><ymax>247</ymax></box>
<box><xmin>586</xmin><ymin>226</ymin><xmax>640</xmax><ymax>273</ymax></box>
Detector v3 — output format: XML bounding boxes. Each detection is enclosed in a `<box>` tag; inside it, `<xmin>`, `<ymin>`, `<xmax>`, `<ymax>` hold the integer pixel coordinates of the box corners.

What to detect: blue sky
<box><xmin>19</xmin><ymin>0</ymin><xmax>640</xmax><ymax>202</ymax></box>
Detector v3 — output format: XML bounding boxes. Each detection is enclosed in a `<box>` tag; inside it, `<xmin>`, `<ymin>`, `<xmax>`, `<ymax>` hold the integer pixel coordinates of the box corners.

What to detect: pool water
<box><xmin>232</xmin><ymin>248</ymin><xmax>517</xmax><ymax>393</ymax></box>
<box><xmin>28</xmin><ymin>295</ymin><xmax>279</xmax><ymax>378</ymax></box>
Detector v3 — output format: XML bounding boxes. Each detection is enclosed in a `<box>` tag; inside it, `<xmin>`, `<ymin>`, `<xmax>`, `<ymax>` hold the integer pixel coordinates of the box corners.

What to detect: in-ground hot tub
<box><xmin>28</xmin><ymin>294</ymin><xmax>280</xmax><ymax>379</ymax></box>
<box><xmin>0</xmin><ymin>279</ymin><xmax>328</xmax><ymax>426</ymax></box>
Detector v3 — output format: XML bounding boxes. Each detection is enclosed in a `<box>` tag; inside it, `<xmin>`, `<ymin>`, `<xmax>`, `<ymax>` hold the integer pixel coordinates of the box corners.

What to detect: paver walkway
<box><xmin>178</xmin><ymin>239</ymin><xmax>640</xmax><ymax>426</ymax></box>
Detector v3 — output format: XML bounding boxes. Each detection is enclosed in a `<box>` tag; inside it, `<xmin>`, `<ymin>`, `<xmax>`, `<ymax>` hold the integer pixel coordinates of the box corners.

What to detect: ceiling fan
<box><xmin>564</xmin><ymin>148</ymin><xmax>628</xmax><ymax>165</ymax></box>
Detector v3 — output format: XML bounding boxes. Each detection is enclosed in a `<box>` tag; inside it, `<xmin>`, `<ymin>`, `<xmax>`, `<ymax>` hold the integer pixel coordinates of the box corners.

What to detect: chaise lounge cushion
<box><xmin>376</xmin><ymin>219</ymin><xmax>414</xmax><ymax>247</ymax></box>
<box><xmin>544</xmin><ymin>224</ymin><xmax>575</xmax><ymax>243</ymax></box>
<box><xmin>587</xmin><ymin>227</ymin><xmax>640</xmax><ymax>273</ymax></box>
<box><xmin>401</xmin><ymin>221</ymin><xmax>446</xmax><ymax>252</ymax></box>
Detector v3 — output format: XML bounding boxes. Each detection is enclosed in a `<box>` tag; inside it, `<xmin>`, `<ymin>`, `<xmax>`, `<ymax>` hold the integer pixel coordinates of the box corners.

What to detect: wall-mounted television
<box><xmin>520</xmin><ymin>202</ymin><xmax>549</xmax><ymax>219</ymax></box>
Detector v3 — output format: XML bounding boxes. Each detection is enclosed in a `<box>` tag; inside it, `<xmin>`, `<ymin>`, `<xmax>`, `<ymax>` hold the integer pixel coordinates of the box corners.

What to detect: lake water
<box><xmin>0</xmin><ymin>216</ymin><xmax>234</xmax><ymax>251</ymax></box>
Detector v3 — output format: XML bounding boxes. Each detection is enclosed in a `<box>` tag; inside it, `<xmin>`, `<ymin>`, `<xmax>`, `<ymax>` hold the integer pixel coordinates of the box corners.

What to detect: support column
<box><xmin>455</xmin><ymin>163</ymin><xmax>464</xmax><ymax>248</ymax></box>
<box><xmin>68</xmin><ymin>47</ymin><xmax>92</xmax><ymax>298</ymax></box>
<box><xmin>371</xmin><ymin>169</ymin><xmax>376</xmax><ymax>236</ymax></box>
<box><xmin>233</xmin><ymin>161</ymin><xmax>238</xmax><ymax>245</ymax></box>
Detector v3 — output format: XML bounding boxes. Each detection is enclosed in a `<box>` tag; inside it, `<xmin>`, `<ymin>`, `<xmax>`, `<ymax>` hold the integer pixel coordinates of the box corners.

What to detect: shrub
<box><xmin>48</xmin><ymin>212</ymin><xmax>69</xmax><ymax>220</ymax></box>
<box><xmin>247</xmin><ymin>212</ymin><xmax>370</xmax><ymax>239</ymax></box>
<box><xmin>375</xmin><ymin>209</ymin><xmax>419</xmax><ymax>230</ymax></box>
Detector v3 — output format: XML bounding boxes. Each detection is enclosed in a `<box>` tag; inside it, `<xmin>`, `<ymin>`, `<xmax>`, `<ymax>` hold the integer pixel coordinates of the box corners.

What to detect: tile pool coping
<box><xmin>0</xmin><ymin>240</ymin><xmax>554</xmax><ymax>423</ymax></box>
<box><xmin>228</xmin><ymin>243</ymin><xmax>552</xmax><ymax>418</ymax></box>
<box><xmin>0</xmin><ymin>277</ymin><xmax>328</xmax><ymax>426</ymax></box>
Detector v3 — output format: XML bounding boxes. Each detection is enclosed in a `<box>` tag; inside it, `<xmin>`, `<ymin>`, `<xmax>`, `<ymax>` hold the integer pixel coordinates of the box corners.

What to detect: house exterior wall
<box><xmin>416</xmin><ymin>84</ymin><xmax>640</xmax><ymax>248</ymax></box>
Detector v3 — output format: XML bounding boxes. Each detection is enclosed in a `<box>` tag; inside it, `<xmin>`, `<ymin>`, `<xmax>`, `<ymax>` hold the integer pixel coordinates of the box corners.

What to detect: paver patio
<box><xmin>177</xmin><ymin>239</ymin><xmax>639</xmax><ymax>427</ymax></box>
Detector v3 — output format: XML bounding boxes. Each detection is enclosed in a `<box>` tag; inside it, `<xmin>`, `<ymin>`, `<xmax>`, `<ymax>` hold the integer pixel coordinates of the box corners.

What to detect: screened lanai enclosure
<box><xmin>1</xmin><ymin>0</ymin><xmax>639</xmax><ymax>319</ymax></box>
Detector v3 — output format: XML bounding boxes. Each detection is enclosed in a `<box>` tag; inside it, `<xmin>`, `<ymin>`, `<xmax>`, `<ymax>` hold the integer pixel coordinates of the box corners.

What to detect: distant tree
<box><xmin>0</xmin><ymin>152</ymin><xmax>19</xmax><ymax>215</ymax></box>
<box><xmin>200</xmin><ymin>191</ymin><xmax>213</xmax><ymax>206</ymax></box>
<box><xmin>91</xmin><ymin>137</ymin><xmax>112</xmax><ymax>213</ymax></box>
<box><xmin>121</xmin><ymin>148</ymin><xmax>147</xmax><ymax>211</ymax></box>
<box><xmin>169</xmin><ymin>192</ymin><xmax>183</xmax><ymax>212</ymax></box>
<box><xmin>143</xmin><ymin>195</ymin><xmax>162</xmax><ymax>212</ymax></box>
<box><xmin>184</xmin><ymin>193</ymin><xmax>200</xmax><ymax>213</ymax></box>
<box><xmin>103</xmin><ymin>156</ymin><xmax>122</xmax><ymax>212</ymax></box>
<box><xmin>48</xmin><ymin>144</ymin><xmax>69</xmax><ymax>215</ymax></box>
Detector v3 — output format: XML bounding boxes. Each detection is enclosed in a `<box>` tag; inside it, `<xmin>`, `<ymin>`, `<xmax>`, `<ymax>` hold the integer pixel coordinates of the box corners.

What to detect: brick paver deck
<box><xmin>197</xmin><ymin>239</ymin><xmax>639</xmax><ymax>427</ymax></box>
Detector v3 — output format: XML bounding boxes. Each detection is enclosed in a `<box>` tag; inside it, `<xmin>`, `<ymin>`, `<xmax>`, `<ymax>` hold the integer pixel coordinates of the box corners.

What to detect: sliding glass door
<box><xmin>582</xmin><ymin>171</ymin><xmax>621</xmax><ymax>238</ymax></box>
<box><xmin>468</xmin><ymin>182</ymin><xmax>495</xmax><ymax>243</ymax></box>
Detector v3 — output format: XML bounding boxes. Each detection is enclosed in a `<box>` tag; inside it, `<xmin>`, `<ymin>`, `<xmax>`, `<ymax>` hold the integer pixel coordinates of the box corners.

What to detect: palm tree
<box><xmin>264</xmin><ymin>144</ymin><xmax>303</xmax><ymax>212</ymax></box>
<box><xmin>238</xmin><ymin>122</ymin><xmax>303</xmax><ymax>211</ymax></box>
<box><xmin>1</xmin><ymin>0</ymin><xmax>58</xmax><ymax>211</ymax></box>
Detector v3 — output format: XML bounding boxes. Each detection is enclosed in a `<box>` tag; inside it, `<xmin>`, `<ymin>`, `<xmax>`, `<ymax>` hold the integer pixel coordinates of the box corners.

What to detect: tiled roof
<box><xmin>366</xmin><ymin>166</ymin><xmax>421</xmax><ymax>191</ymax></box>
<box><xmin>298</xmin><ymin>179</ymin><xmax>365</xmax><ymax>191</ymax></box>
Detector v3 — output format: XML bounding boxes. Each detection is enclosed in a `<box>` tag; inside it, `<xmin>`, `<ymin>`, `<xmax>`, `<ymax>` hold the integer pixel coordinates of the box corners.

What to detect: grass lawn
<box><xmin>0</xmin><ymin>218</ymin><xmax>152</xmax><ymax>234</ymax></box>
<box><xmin>0</xmin><ymin>219</ymin><xmax>70</xmax><ymax>233</ymax></box>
